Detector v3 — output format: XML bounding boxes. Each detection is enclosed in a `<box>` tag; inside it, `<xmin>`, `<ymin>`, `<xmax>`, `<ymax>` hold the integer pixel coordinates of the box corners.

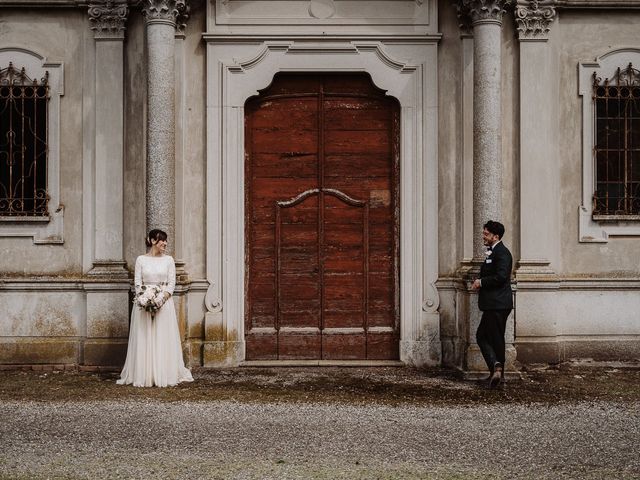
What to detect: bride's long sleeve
<box><xmin>166</xmin><ymin>256</ymin><xmax>176</xmax><ymax>296</ymax></box>
<box><xmin>134</xmin><ymin>256</ymin><xmax>143</xmax><ymax>295</ymax></box>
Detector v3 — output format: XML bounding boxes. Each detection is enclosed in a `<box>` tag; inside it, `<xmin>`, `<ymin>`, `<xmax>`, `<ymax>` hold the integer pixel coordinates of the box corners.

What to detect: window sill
<box><xmin>0</xmin><ymin>216</ymin><xmax>50</xmax><ymax>223</ymax></box>
<box><xmin>592</xmin><ymin>214</ymin><xmax>640</xmax><ymax>222</ymax></box>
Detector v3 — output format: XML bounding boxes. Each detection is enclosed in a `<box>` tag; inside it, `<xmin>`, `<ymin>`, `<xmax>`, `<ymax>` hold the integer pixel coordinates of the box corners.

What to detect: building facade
<box><xmin>0</xmin><ymin>0</ymin><xmax>639</xmax><ymax>369</ymax></box>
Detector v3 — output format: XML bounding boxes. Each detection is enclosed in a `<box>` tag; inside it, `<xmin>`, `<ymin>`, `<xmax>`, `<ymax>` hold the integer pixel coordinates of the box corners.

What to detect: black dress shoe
<box><xmin>489</xmin><ymin>364</ymin><xmax>503</xmax><ymax>389</ymax></box>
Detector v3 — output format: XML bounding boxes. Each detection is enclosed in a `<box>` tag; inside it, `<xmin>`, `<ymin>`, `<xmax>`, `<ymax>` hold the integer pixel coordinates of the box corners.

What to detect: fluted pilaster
<box><xmin>88</xmin><ymin>0</ymin><xmax>129</xmax><ymax>277</ymax></box>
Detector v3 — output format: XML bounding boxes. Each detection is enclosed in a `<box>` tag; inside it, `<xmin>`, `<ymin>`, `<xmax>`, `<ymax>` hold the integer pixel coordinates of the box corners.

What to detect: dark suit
<box><xmin>476</xmin><ymin>241</ymin><xmax>513</xmax><ymax>372</ymax></box>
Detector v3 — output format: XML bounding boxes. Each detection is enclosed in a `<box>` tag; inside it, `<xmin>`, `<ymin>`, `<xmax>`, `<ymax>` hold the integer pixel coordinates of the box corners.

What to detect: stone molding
<box><xmin>456</xmin><ymin>0</ymin><xmax>513</xmax><ymax>26</ymax></box>
<box><xmin>205</xmin><ymin>39</ymin><xmax>441</xmax><ymax>366</ymax></box>
<box><xmin>88</xmin><ymin>1</ymin><xmax>129</xmax><ymax>39</ymax></box>
<box><xmin>140</xmin><ymin>0</ymin><xmax>187</xmax><ymax>26</ymax></box>
<box><xmin>577</xmin><ymin>48</ymin><xmax>640</xmax><ymax>242</ymax></box>
<box><xmin>515</xmin><ymin>0</ymin><xmax>556</xmax><ymax>40</ymax></box>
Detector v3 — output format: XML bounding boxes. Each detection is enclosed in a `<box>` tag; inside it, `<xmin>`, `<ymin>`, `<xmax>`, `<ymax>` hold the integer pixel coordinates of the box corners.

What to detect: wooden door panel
<box><xmin>324</xmin><ymin>155</ymin><xmax>391</xmax><ymax>178</ymax></box>
<box><xmin>278</xmin><ymin>333</ymin><xmax>321</xmax><ymax>359</ymax></box>
<box><xmin>246</xmin><ymin>74</ymin><xmax>399</xmax><ymax>360</ymax></box>
<box><xmin>322</xmin><ymin>333</ymin><xmax>366</xmax><ymax>360</ymax></box>
<box><xmin>251</xmin><ymin>153</ymin><xmax>318</xmax><ymax>178</ymax></box>
<box><xmin>324</xmin><ymin>130</ymin><xmax>391</xmax><ymax>155</ymax></box>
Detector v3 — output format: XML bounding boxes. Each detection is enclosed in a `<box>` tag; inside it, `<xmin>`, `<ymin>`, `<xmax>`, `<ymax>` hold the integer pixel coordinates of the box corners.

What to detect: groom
<box><xmin>471</xmin><ymin>220</ymin><xmax>513</xmax><ymax>388</ymax></box>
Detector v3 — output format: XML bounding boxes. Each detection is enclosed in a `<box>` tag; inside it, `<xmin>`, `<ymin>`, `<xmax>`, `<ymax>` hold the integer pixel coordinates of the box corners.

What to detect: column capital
<box><xmin>88</xmin><ymin>1</ymin><xmax>129</xmax><ymax>39</ymax></box>
<box><xmin>515</xmin><ymin>0</ymin><xmax>557</xmax><ymax>41</ymax></box>
<box><xmin>140</xmin><ymin>0</ymin><xmax>188</xmax><ymax>27</ymax></box>
<box><xmin>175</xmin><ymin>4</ymin><xmax>190</xmax><ymax>37</ymax></box>
<box><xmin>456</xmin><ymin>0</ymin><xmax>513</xmax><ymax>27</ymax></box>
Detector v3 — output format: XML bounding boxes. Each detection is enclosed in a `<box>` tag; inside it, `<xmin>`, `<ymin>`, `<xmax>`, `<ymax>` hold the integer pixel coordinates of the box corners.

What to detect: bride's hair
<box><xmin>145</xmin><ymin>229</ymin><xmax>168</xmax><ymax>248</ymax></box>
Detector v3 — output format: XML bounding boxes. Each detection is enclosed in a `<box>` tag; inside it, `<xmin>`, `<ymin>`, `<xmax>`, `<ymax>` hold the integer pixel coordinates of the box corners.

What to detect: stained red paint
<box><xmin>245</xmin><ymin>74</ymin><xmax>400</xmax><ymax>360</ymax></box>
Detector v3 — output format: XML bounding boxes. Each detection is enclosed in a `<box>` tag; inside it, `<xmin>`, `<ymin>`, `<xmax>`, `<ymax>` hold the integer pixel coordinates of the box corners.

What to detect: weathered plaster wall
<box><xmin>557</xmin><ymin>11</ymin><xmax>640</xmax><ymax>276</ymax></box>
<box><xmin>123</xmin><ymin>12</ymin><xmax>148</xmax><ymax>271</ymax></box>
<box><xmin>437</xmin><ymin>2</ymin><xmax>463</xmax><ymax>277</ymax></box>
<box><xmin>180</xmin><ymin>1</ymin><xmax>207</xmax><ymax>280</ymax></box>
<box><xmin>0</xmin><ymin>9</ymin><xmax>86</xmax><ymax>274</ymax></box>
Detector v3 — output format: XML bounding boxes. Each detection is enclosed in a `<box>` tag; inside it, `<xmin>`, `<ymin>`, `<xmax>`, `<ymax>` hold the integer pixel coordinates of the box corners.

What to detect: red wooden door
<box><xmin>245</xmin><ymin>74</ymin><xmax>399</xmax><ymax>360</ymax></box>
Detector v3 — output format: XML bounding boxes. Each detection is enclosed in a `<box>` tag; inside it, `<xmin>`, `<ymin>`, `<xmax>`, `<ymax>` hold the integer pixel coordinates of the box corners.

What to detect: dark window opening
<box><xmin>0</xmin><ymin>63</ymin><xmax>49</xmax><ymax>217</ymax></box>
<box><xmin>593</xmin><ymin>63</ymin><xmax>640</xmax><ymax>217</ymax></box>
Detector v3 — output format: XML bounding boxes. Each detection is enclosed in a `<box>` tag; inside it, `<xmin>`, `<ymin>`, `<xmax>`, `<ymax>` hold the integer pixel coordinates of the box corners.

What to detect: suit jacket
<box><xmin>478</xmin><ymin>241</ymin><xmax>513</xmax><ymax>311</ymax></box>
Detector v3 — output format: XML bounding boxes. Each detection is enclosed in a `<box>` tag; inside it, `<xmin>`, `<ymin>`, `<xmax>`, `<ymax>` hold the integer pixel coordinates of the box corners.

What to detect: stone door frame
<box><xmin>203</xmin><ymin>39</ymin><xmax>441</xmax><ymax>366</ymax></box>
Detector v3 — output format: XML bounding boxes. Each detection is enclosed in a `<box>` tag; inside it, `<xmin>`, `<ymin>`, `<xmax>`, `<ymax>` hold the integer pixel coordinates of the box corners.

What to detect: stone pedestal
<box><xmin>85</xmin><ymin>2</ymin><xmax>131</xmax><ymax>367</ymax></box>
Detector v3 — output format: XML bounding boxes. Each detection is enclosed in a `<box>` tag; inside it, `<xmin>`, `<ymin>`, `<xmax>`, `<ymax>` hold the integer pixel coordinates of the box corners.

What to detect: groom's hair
<box><xmin>483</xmin><ymin>220</ymin><xmax>505</xmax><ymax>239</ymax></box>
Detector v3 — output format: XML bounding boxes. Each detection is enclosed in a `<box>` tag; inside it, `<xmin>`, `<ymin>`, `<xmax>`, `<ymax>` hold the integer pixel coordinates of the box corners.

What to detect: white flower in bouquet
<box><xmin>135</xmin><ymin>283</ymin><xmax>167</xmax><ymax>318</ymax></box>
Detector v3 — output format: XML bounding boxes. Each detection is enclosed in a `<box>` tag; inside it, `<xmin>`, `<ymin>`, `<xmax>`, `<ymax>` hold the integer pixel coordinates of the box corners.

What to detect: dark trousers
<box><xmin>476</xmin><ymin>309</ymin><xmax>511</xmax><ymax>372</ymax></box>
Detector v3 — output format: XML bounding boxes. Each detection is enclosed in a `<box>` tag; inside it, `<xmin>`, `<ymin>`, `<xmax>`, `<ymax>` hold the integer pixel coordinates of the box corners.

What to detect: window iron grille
<box><xmin>0</xmin><ymin>62</ymin><xmax>49</xmax><ymax>217</ymax></box>
<box><xmin>592</xmin><ymin>63</ymin><xmax>640</xmax><ymax>218</ymax></box>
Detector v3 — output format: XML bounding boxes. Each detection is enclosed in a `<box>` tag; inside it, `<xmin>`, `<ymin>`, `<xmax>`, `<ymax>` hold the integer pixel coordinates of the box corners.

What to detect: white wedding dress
<box><xmin>117</xmin><ymin>254</ymin><xmax>194</xmax><ymax>387</ymax></box>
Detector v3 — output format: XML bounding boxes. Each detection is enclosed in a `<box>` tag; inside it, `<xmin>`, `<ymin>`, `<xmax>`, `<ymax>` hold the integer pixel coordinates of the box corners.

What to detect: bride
<box><xmin>117</xmin><ymin>229</ymin><xmax>194</xmax><ymax>387</ymax></box>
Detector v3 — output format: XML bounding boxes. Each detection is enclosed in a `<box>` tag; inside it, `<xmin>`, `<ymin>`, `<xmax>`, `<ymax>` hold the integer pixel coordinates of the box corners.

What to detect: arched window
<box><xmin>579</xmin><ymin>49</ymin><xmax>640</xmax><ymax>241</ymax></box>
<box><xmin>0</xmin><ymin>48</ymin><xmax>63</xmax><ymax>244</ymax></box>
<box><xmin>0</xmin><ymin>62</ymin><xmax>49</xmax><ymax>217</ymax></box>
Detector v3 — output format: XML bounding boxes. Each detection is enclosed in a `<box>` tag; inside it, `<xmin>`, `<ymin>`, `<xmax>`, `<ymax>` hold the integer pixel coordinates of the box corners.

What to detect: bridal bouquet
<box><xmin>135</xmin><ymin>283</ymin><xmax>167</xmax><ymax>318</ymax></box>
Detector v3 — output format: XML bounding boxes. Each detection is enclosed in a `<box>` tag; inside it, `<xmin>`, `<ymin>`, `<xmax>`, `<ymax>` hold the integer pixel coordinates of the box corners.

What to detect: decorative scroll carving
<box><xmin>175</xmin><ymin>3</ymin><xmax>190</xmax><ymax>35</ymax></box>
<box><xmin>593</xmin><ymin>62</ymin><xmax>640</xmax><ymax>87</ymax></box>
<box><xmin>140</xmin><ymin>0</ymin><xmax>187</xmax><ymax>26</ymax></box>
<box><xmin>205</xmin><ymin>283</ymin><xmax>222</xmax><ymax>313</ymax></box>
<box><xmin>515</xmin><ymin>0</ymin><xmax>556</xmax><ymax>40</ymax></box>
<box><xmin>457</xmin><ymin>10</ymin><xmax>474</xmax><ymax>34</ymax></box>
<box><xmin>88</xmin><ymin>1</ymin><xmax>129</xmax><ymax>39</ymax></box>
<box><xmin>456</xmin><ymin>0</ymin><xmax>513</xmax><ymax>25</ymax></box>
<box><xmin>0</xmin><ymin>62</ymin><xmax>48</xmax><ymax>86</ymax></box>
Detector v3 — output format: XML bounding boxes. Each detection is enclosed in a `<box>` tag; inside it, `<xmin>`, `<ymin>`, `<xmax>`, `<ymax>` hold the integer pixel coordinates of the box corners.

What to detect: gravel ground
<box><xmin>0</xmin><ymin>366</ymin><xmax>638</xmax><ymax>479</ymax></box>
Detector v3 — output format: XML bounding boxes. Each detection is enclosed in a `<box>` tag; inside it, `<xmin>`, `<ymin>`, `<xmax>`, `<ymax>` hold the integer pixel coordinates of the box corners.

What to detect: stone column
<box><xmin>141</xmin><ymin>0</ymin><xmax>187</xmax><ymax>252</ymax></box>
<box><xmin>88</xmin><ymin>1</ymin><xmax>129</xmax><ymax>277</ymax></box>
<box><xmin>456</xmin><ymin>0</ymin><xmax>513</xmax><ymax>375</ymax></box>
<box><xmin>457</xmin><ymin>0</ymin><xmax>512</xmax><ymax>260</ymax></box>
<box><xmin>85</xmin><ymin>1</ymin><xmax>131</xmax><ymax>367</ymax></box>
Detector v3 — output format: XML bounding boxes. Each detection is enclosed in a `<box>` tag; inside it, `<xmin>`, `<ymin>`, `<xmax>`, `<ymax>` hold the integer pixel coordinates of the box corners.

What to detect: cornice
<box><xmin>202</xmin><ymin>33</ymin><xmax>443</xmax><ymax>44</ymax></box>
<box><xmin>556</xmin><ymin>0</ymin><xmax>640</xmax><ymax>8</ymax></box>
<box><xmin>0</xmin><ymin>0</ymin><xmax>137</xmax><ymax>7</ymax></box>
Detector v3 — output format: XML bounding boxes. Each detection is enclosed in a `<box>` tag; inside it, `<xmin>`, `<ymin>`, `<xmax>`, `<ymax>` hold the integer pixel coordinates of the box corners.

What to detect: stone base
<box><xmin>184</xmin><ymin>339</ymin><xmax>203</xmax><ymax>367</ymax></box>
<box><xmin>83</xmin><ymin>339</ymin><xmax>128</xmax><ymax>367</ymax></box>
<box><xmin>87</xmin><ymin>261</ymin><xmax>129</xmax><ymax>279</ymax></box>
<box><xmin>440</xmin><ymin>337</ymin><xmax>466</xmax><ymax>369</ymax></box>
<box><xmin>0</xmin><ymin>338</ymin><xmax>79</xmax><ymax>364</ymax></box>
<box><xmin>400</xmin><ymin>340</ymin><xmax>441</xmax><ymax>367</ymax></box>
<box><xmin>203</xmin><ymin>341</ymin><xmax>244</xmax><ymax>367</ymax></box>
<box><xmin>466</xmin><ymin>344</ymin><xmax>518</xmax><ymax>374</ymax></box>
<box><xmin>516</xmin><ymin>339</ymin><xmax>640</xmax><ymax>364</ymax></box>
